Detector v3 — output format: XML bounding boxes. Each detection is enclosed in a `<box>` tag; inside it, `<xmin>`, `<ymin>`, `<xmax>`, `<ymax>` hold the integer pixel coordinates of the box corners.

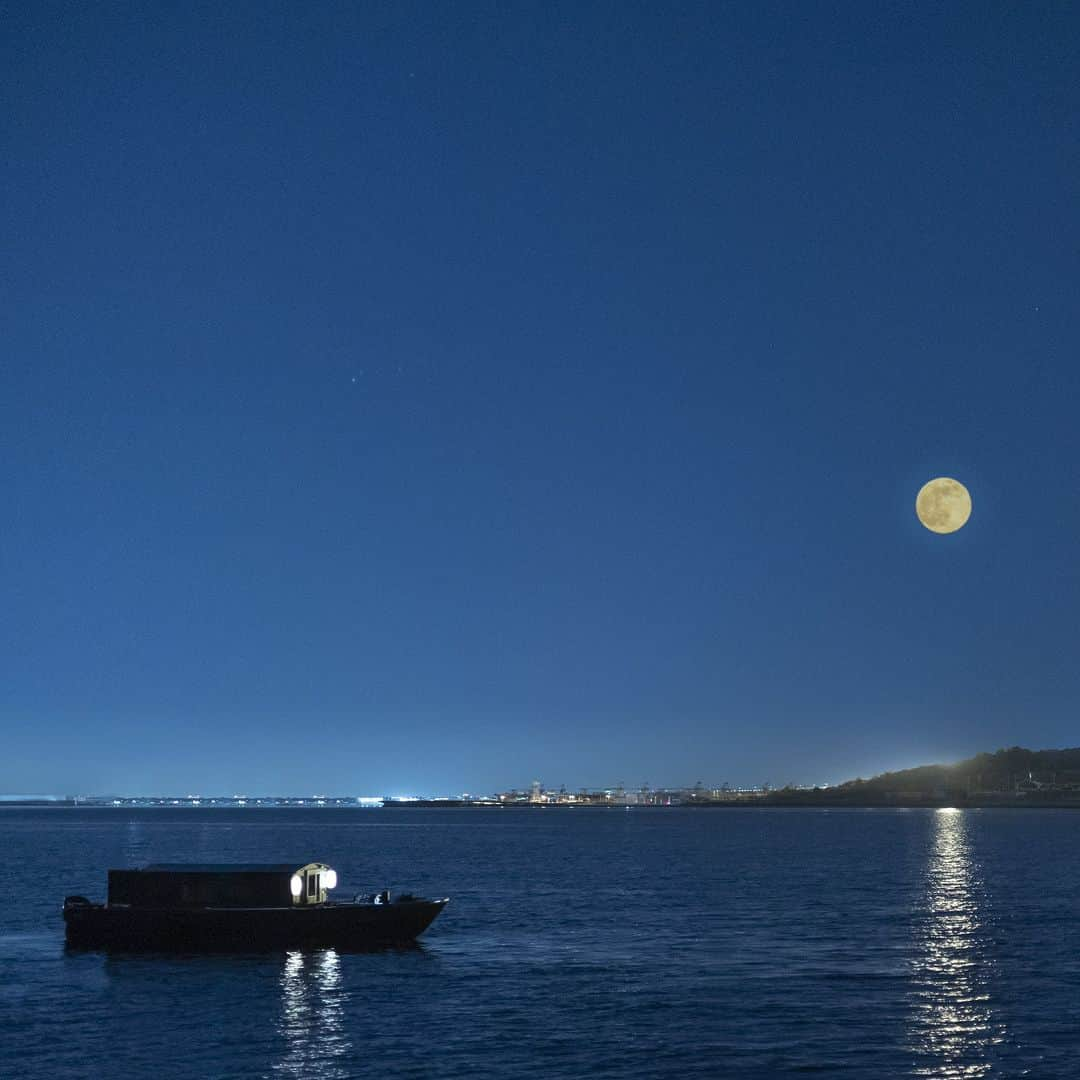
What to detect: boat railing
<box><xmin>348</xmin><ymin>890</ymin><xmax>392</xmax><ymax>905</ymax></box>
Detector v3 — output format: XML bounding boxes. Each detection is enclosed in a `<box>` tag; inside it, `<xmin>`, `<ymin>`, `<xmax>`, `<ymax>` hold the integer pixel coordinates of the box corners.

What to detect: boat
<box><xmin>63</xmin><ymin>862</ymin><xmax>448</xmax><ymax>950</ymax></box>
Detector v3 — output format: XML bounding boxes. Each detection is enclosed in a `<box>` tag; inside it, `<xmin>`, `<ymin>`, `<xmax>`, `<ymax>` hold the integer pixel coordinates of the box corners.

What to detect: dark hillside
<box><xmin>768</xmin><ymin>746</ymin><xmax>1080</xmax><ymax>805</ymax></box>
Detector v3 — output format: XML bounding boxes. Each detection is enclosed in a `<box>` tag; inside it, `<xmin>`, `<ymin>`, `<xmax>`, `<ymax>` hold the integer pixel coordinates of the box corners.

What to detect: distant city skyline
<box><xmin>4</xmin><ymin>4</ymin><xmax>1078</xmax><ymax>794</ymax></box>
<box><xmin>0</xmin><ymin>779</ymin><xmax>803</xmax><ymax>801</ymax></box>
<box><xmin>5</xmin><ymin>742</ymin><xmax>1077</xmax><ymax>808</ymax></box>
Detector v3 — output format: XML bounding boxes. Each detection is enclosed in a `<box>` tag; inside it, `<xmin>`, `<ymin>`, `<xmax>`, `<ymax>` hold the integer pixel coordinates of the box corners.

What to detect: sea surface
<box><xmin>3</xmin><ymin>806</ymin><xmax>1080</xmax><ymax>1079</ymax></box>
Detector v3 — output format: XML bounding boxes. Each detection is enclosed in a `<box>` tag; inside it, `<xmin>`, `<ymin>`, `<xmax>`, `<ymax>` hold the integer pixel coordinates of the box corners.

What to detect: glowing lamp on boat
<box><xmin>324</xmin><ymin>869</ymin><xmax>337</xmax><ymax>889</ymax></box>
<box><xmin>290</xmin><ymin>874</ymin><xmax>303</xmax><ymax>898</ymax></box>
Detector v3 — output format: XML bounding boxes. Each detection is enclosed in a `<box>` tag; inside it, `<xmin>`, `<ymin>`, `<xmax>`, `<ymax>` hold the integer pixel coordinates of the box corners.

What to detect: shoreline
<box><xmin>6</xmin><ymin>799</ymin><xmax>1080</xmax><ymax>811</ymax></box>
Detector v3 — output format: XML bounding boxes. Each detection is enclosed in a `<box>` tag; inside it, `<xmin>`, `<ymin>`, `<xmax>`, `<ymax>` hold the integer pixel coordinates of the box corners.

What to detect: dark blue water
<box><xmin>3</xmin><ymin>807</ymin><xmax>1079</xmax><ymax>1078</ymax></box>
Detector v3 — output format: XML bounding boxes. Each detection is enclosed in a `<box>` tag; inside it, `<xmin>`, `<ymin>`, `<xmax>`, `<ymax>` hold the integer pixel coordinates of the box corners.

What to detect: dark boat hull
<box><xmin>64</xmin><ymin>899</ymin><xmax>447</xmax><ymax>951</ymax></box>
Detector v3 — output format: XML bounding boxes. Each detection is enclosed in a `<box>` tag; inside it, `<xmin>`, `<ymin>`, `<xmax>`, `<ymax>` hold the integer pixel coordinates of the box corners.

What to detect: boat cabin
<box><xmin>106</xmin><ymin>863</ymin><xmax>338</xmax><ymax>909</ymax></box>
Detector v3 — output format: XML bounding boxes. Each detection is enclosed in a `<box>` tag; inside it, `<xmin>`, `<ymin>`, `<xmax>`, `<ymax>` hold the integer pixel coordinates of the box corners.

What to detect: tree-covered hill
<box><xmin>769</xmin><ymin>746</ymin><xmax>1080</xmax><ymax>804</ymax></box>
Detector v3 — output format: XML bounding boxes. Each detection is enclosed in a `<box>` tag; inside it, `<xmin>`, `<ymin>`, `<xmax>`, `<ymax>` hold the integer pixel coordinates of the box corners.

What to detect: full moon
<box><xmin>916</xmin><ymin>477</ymin><xmax>972</xmax><ymax>534</ymax></box>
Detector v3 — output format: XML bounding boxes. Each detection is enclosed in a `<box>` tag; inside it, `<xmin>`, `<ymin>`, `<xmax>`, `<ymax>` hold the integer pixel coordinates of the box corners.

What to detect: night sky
<box><xmin>3</xmin><ymin>3</ymin><xmax>1078</xmax><ymax>796</ymax></box>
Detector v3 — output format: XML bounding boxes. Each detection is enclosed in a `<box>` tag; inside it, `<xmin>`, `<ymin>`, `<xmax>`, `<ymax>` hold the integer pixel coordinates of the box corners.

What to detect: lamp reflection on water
<box><xmin>273</xmin><ymin>950</ymin><xmax>352</xmax><ymax>1078</ymax></box>
<box><xmin>907</xmin><ymin>808</ymin><xmax>1004</xmax><ymax>1078</ymax></box>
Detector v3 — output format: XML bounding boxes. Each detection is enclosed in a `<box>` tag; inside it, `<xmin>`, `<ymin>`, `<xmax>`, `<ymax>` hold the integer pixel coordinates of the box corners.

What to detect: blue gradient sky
<box><xmin>3</xmin><ymin>2</ymin><xmax>1078</xmax><ymax>795</ymax></box>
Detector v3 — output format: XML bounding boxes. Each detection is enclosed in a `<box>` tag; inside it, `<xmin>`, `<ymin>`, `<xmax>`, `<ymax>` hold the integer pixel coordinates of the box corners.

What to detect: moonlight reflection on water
<box><xmin>907</xmin><ymin>809</ymin><xmax>1005</xmax><ymax>1078</ymax></box>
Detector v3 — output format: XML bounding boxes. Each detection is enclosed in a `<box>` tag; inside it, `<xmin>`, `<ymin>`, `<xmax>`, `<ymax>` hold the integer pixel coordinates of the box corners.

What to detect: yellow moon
<box><xmin>916</xmin><ymin>477</ymin><xmax>972</xmax><ymax>534</ymax></box>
